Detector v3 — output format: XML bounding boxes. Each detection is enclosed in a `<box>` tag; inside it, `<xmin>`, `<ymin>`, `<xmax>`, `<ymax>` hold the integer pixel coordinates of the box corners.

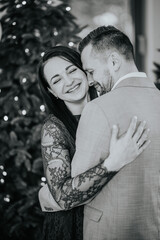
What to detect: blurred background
<box><xmin>0</xmin><ymin>0</ymin><xmax>160</xmax><ymax>239</ymax></box>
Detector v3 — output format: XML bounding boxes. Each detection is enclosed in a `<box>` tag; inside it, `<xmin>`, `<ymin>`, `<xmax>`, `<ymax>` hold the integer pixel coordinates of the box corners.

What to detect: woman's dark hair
<box><xmin>38</xmin><ymin>46</ymin><xmax>97</xmax><ymax>140</ymax></box>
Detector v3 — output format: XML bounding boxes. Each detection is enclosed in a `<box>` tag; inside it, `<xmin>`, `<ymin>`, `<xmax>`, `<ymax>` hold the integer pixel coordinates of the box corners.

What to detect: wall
<box><xmin>145</xmin><ymin>0</ymin><xmax>160</xmax><ymax>81</ymax></box>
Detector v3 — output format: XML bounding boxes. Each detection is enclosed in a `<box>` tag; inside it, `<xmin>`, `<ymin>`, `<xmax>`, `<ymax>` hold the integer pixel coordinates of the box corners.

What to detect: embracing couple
<box><xmin>37</xmin><ymin>26</ymin><xmax>160</xmax><ymax>240</ymax></box>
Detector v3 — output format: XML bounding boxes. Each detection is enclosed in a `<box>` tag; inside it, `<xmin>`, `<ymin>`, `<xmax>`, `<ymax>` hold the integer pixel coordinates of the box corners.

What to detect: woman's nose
<box><xmin>64</xmin><ymin>74</ymin><xmax>74</xmax><ymax>86</ymax></box>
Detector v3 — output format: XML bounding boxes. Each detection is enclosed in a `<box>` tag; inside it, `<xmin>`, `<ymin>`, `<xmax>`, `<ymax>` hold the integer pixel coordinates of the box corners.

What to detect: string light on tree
<box><xmin>41</xmin><ymin>52</ymin><xmax>45</xmax><ymax>57</ymax></box>
<box><xmin>16</xmin><ymin>4</ymin><xmax>22</xmax><ymax>8</ymax></box>
<box><xmin>14</xmin><ymin>96</ymin><xmax>19</xmax><ymax>101</ymax></box>
<box><xmin>5</xmin><ymin>18</ymin><xmax>10</xmax><ymax>22</ymax></box>
<box><xmin>41</xmin><ymin>177</ymin><xmax>46</xmax><ymax>182</ymax></box>
<box><xmin>22</xmin><ymin>77</ymin><xmax>27</xmax><ymax>83</ymax></box>
<box><xmin>66</xmin><ymin>6</ymin><xmax>71</xmax><ymax>11</ymax></box>
<box><xmin>22</xmin><ymin>1</ymin><xmax>27</xmax><ymax>5</ymax></box>
<box><xmin>2</xmin><ymin>171</ymin><xmax>7</xmax><ymax>177</ymax></box>
<box><xmin>4</xmin><ymin>195</ymin><xmax>10</xmax><ymax>203</ymax></box>
<box><xmin>12</xmin><ymin>36</ymin><xmax>16</xmax><ymax>39</ymax></box>
<box><xmin>25</xmin><ymin>48</ymin><xmax>30</xmax><ymax>55</ymax></box>
<box><xmin>21</xmin><ymin>109</ymin><xmax>27</xmax><ymax>115</ymax></box>
<box><xmin>53</xmin><ymin>31</ymin><xmax>58</xmax><ymax>36</ymax></box>
<box><xmin>41</xmin><ymin>176</ymin><xmax>46</xmax><ymax>186</ymax></box>
<box><xmin>40</xmin><ymin>105</ymin><xmax>45</xmax><ymax>112</ymax></box>
<box><xmin>3</xmin><ymin>116</ymin><xmax>8</xmax><ymax>121</ymax></box>
<box><xmin>47</xmin><ymin>0</ymin><xmax>52</xmax><ymax>4</ymax></box>
<box><xmin>0</xmin><ymin>165</ymin><xmax>4</xmax><ymax>170</ymax></box>
<box><xmin>34</xmin><ymin>29</ymin><xmax>40</xmax><ymax>37</ymax></box>
<box><xmin>12</xmin><ymin>22</ymin><xmax>16</xmax><ymax>26</ymax></box>
<box><xmin>0</xmin><ymin>179</ymin><xmax>5</xmax><ymax>184</ymax></box>
<box><xmin>68</xmin><ymin>42</ymin><xmax>74</xmax><ymax>47</ymax></box>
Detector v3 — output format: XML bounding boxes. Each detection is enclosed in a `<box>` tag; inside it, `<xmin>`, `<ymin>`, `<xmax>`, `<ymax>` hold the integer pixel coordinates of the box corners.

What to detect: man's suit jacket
<box><xmin>71</xmin><ymin>77</ymin><xmax>160</xmax><ymax>240</ymax></box>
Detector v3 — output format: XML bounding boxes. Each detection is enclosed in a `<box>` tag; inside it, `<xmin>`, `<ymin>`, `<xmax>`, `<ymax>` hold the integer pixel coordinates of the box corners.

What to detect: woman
<box><xmin>38</xmin><ymin>46</ymin><xmax>150</xmax><ymax>240</ymax></box>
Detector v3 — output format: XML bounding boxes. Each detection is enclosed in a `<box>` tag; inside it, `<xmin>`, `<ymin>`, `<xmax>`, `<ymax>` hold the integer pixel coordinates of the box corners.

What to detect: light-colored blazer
<box><xmin>71</xmin><ymin>77</ymin><xmax>160</xmax><ymax>240</ymax></box>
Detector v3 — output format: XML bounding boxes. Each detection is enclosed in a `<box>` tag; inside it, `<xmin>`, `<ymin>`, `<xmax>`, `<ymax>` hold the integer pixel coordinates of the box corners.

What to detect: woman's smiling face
<box><xmin>44</xmin><ymin>56</ymin><xmax>89</xmax><ymax>104</ymax></box>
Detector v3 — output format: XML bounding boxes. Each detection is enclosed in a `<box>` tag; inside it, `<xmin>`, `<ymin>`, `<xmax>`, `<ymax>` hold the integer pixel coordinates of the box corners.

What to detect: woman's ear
<box><xmin>110</xmin><ymin>52</ymin><xmax>121</xmax><ymax>72</ymax></box>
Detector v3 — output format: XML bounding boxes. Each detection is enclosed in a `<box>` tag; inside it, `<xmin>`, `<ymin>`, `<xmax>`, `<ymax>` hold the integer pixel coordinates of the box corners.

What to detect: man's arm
<box><xmin>71</xmin><ymin>101</ymin><xmax>111</xmax><ymax>177</ymax></box>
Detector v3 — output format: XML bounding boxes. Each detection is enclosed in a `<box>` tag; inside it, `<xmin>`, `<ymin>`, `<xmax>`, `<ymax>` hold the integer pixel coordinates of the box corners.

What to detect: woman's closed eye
<box><xmin>67</xmin><ymin>67</ymin><xmax>77</xmax><ymax>74</ymax></box>
<box><xmin>52</xmin><ymin>77</ymin><xmax>62</xmax><ymax>84</ymax></box>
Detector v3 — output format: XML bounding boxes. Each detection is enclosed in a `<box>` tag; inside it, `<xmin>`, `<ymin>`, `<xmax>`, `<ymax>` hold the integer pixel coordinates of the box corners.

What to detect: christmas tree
<box><xmin>0</xmin><ymin>0</ymin><xmax>83</xmax><ymax>239</ymax></box>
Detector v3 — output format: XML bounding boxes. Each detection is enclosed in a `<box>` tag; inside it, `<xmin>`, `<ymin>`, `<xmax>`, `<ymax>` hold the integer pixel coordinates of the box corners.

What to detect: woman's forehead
<box><xmin>43</xmin><ymin>57</ymin><xmax>73</xmax><ymax>79</ymax></box>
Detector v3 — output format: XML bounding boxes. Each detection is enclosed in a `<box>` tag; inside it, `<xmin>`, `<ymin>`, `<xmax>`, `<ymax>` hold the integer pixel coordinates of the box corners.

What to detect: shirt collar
<box><xmin>111</xmin><ymin>72</ymin><xmax>147</xmax><ymax>91</ymax></box>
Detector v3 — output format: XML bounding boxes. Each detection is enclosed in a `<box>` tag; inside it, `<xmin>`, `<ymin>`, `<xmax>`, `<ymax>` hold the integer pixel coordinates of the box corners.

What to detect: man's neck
<box><xmin>114</xmin><ymin>62</ymin><xmax>138</xmax><ymax>85</ymax></box>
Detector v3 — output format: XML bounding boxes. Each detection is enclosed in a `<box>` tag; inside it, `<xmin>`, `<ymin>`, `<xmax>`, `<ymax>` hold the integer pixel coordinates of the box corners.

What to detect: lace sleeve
<box><xmin>41</xmin><ymin>116</ymin><xmax>116</xmax><ymax>210</ymax></box>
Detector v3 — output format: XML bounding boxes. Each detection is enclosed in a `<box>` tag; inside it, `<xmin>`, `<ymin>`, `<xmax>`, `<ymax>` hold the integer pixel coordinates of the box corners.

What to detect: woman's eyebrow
<box><xmin>65</xmin><ymin>64</ymin><xmax>74</xmax><ymax>71</ymax></box>
<box><xmin>50</xmin><ymin>74</ymin><xmax>59</xmax><ymax>82</ymax></box>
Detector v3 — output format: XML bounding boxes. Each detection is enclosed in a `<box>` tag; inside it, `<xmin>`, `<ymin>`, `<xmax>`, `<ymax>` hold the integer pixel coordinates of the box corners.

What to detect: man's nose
<box><xmin>88</xmin><ymin>80</ymin><xmax>95</xmax><ymax>86</ymax></box>
<box><xmin>87</xmin><ymin>74</ymin><xmax>95</xmax><ymax>86</ymax></box>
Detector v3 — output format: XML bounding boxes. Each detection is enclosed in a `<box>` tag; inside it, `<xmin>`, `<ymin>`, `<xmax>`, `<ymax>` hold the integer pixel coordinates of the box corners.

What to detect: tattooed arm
<box><xmin>41</xmin><ymin>117</ymin><xmax>116</xmax><ymax>210</ymax></box>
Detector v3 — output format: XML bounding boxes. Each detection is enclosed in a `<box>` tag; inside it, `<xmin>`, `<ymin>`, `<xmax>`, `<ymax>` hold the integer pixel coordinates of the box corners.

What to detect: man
<box><xmin>70</xmin><ymin>26</ymin><xmax>160</xmax><ymax>239</ymax></box>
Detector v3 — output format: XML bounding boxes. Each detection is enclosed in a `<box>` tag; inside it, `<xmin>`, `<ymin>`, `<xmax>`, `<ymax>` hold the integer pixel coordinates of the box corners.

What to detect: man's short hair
<box><xmin>78</xmin><ymin>25</ymin><xmax>134</xmax><ymax>61</ymax></box>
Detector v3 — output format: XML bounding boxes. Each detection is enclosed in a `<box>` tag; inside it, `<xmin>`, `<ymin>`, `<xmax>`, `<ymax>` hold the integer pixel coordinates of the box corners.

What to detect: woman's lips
<box><xmin>67</xmin><ymin>83</ymin><xmax>81</xmax><ymax>93</ymax></box>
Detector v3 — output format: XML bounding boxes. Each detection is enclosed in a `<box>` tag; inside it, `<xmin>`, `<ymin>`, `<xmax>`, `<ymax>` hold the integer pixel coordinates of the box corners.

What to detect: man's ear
<box><xmin>110</xmin><ymin>52</ymin><xmax>121</xmax><ymax>71</ymax></box>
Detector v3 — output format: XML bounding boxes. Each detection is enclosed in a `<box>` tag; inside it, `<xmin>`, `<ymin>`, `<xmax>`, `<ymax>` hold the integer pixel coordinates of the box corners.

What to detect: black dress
<box><xmin>41</xmin><ymin>115</ymin><xmax>83</xmax><ymax>240</ymax></box>
<box><xmin>40</xmin><ymin>114</ymin><xmax>116</xmax><ymax>240</ymax></box>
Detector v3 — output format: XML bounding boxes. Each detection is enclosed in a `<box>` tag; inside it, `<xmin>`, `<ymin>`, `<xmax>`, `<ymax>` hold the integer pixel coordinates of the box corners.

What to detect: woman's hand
<box><xmin>104</xmin><ymin>116</ymin><xmax>150</xmax><ymax>172</ymax></box>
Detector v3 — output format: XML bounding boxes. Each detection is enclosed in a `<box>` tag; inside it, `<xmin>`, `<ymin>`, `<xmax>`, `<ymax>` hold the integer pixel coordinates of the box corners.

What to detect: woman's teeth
<box><xmin>68</xmin><ymin>84</ymin><xmax>80</xmax><ymax>93</ymax></box>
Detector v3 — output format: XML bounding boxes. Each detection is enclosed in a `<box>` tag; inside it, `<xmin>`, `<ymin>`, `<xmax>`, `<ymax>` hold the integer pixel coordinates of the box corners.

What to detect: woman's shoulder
<box><xmin>41</xmin><ymin>114</ymin><xmax>71</xmax><ymax>146</ymax></box>
<box><xmin>43</xmin><ymin>114</ymin><xmax>65</xmax><ymax>129</ymax></box>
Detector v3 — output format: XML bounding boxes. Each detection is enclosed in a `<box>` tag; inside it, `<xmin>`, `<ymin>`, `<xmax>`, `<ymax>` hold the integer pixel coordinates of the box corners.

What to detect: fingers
<box><xmin>110</xmin><ymin>125</ymin><xmax>118</xmax><ymax>145</ymax></box>
<box><xmin>137</xmin><ymin>128</ymin><xmax>150</xmax><ymax>148</ymax></box>
<box><xmin>133</xmin><ymin>121</ymin><xmax>146</xmax><ymax>142</ymax></box>
<box><xmin>138</xmin><ymin>139</ymin><xmax>151</xmax><ymax>154</ymax></box>
<box><xmin>126</xmin><ymin>116</ymin><xmax>138</xmax><ymax>138</ymax></box>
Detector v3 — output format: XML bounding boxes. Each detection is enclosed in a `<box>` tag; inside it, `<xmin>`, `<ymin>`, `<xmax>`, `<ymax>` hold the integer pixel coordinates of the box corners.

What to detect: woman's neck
<box><xmin>65</xmin><ymin>93</ymin><xmax>90</xmax><ymax>115</ymax></box>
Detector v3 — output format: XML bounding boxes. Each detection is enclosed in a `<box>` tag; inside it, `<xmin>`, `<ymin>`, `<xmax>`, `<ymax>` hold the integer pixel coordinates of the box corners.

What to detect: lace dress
<box><xmin>41</xmin><ymin>114</ymin><xmax>116</xmax><ymax>240</ymax></box>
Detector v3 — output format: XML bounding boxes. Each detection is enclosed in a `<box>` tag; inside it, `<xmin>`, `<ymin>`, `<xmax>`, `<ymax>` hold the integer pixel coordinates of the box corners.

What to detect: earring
<box><xmin>89</xmin><ymin>81</ymin><xmax>94</xmax><ymax>86</ymax></box>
